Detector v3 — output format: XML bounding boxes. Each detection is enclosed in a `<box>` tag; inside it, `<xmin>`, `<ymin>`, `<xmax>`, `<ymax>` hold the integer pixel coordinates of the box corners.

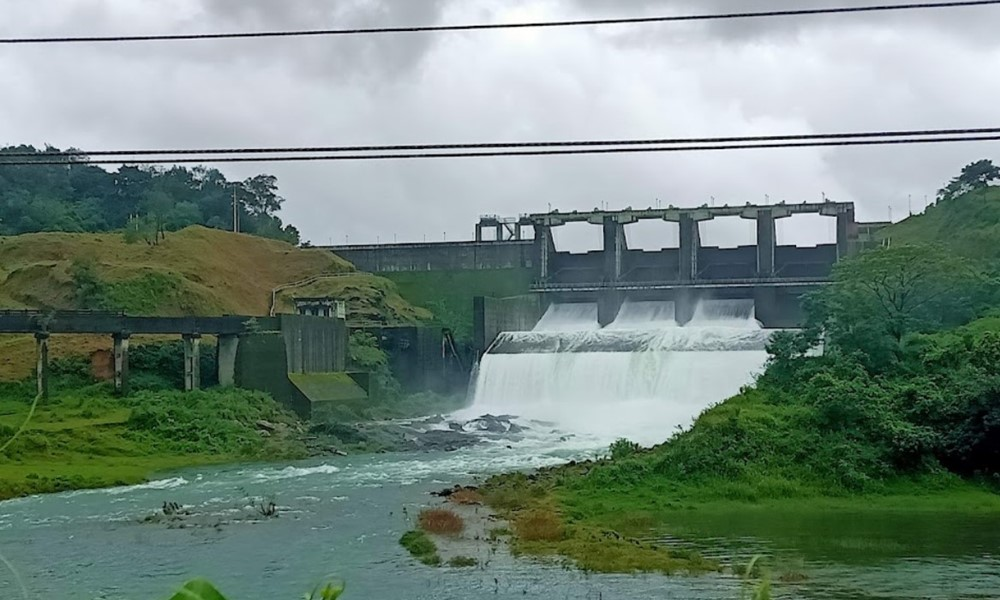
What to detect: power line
<box><xmin>2</xmin><ymin>127</ymin><xmax>999</xmax><ymax>159</ymax></box>
<box><xmin>1</xmin><ymin>135</ymin><xmax>997</xmax><ymax>166</ymax></box>
<box><xmin>2</xmin><ymin>1</ymin><xmax>998</xmax><ymax>44</ymax></box>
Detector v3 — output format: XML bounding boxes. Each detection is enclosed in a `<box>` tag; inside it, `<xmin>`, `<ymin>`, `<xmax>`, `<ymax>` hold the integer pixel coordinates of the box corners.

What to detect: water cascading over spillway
<box><xmin>468</xmin><ymin>299</ymin><xmax>771</xmax><ymax>446</ymax></box>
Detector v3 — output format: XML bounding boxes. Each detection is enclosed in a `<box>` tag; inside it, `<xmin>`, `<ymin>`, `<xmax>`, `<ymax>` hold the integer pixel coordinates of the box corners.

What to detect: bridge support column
<box><xmin>597</xmin><ymin>289</ymin><xmax>623</xmax><ymax>328</ymax></box>
<box><xmin>675</xmin><ymin>289</ymin><xmax>697</xmax><ymax>326</ymax></box>
<box><xmin>602</xmin><ymin>217</ymin><xmax>625</xmax><ymax>284</ymax></box>
<box><xmin>183</xmin><ymin>333</ymin><xmax>202</xmax><ymax>392</ymax></box>
<box><xmin>534</xmin><ymin>225</ymin><xmax>552</xmax><ymax>283</ymax></box>
<box><xmin>757</xmin><ymin>210</ymin><xmax>776</xmax><ymax>277</ymax></box>
<box><xmin>836</xmin><ymin>208</ymin><xmax>857</xmax><ymax>259</ymax></box>
<box><xmin>679</xmin><ymin>215</ymin><xmax>701</xmax><ymax>282</ymax></box>
<box><xmin>35</xmin><ymin>332</ymin><xmax>50</xmax><ymax>401</ymax></box>
<box><xmin>217</xmin><ymin>334</ymin><xmax>240</xmax><ymax>388</ymax></box>
<box><xmin>753</xmin><ymin>287</ymin><xmax>777</xmax><ymax>328</ymax></box>
<box><xmin>113</xmin><ymin>332</ymin><xmax>131</xmax><ymax>396</ymax></box>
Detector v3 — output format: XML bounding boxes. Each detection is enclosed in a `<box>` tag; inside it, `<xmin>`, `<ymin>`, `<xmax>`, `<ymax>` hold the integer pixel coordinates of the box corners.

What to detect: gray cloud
<box><xmin>0</xmin><ymin>0</ymin><xmax>997</xmax><ymax>249</ymax></box>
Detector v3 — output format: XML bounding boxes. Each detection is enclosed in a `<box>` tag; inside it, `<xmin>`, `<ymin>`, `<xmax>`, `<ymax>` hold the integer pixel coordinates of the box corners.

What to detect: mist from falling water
<box><xmin>468</xmin><ymin>299</ymin><xmax>770</xmax><ymax>447</ymax></box>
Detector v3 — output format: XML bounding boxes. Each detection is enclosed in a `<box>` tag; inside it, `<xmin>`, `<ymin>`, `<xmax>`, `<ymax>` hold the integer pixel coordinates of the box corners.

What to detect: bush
<box><xmin>399</xmin><ymin>530</ymin><xmax>441</xmax><ymax>566</ymax></box>
<box><xmin>418</xmin><ymin>508</ymin><xmax>465</xmax><ymax>536</ymax></box>
<box><xmin>609</xmin><ymin>438</ymin><xmax>641</xmax><ymax>461</ymax></box>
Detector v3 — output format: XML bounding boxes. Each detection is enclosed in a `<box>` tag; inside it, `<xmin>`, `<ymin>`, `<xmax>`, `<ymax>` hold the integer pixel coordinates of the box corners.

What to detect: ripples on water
<box><xmin>2</xmin><ymin>301</ymin><xmax>998</xmax><ymax>599</ymax></box>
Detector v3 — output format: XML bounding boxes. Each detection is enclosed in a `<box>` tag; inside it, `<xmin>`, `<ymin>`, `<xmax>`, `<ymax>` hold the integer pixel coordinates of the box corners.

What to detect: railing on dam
<box><xmin>530</xmin><ymin>276</ymin><xmax>832</xmax><ymax>293</ymax></box>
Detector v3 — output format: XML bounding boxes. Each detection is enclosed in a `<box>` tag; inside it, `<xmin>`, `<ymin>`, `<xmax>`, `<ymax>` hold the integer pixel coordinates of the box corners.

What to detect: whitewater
<box><xmin>464</xmin><ymin>299</ymin><xmax>771</xmax><ymax>447</ymax></box>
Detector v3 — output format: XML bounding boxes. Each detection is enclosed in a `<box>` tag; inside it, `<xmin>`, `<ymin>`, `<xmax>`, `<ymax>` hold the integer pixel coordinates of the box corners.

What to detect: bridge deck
<box><xmin>0</xmin><ymin>311</ymin><xmax>278</xmax><ymax>335</ymax></box>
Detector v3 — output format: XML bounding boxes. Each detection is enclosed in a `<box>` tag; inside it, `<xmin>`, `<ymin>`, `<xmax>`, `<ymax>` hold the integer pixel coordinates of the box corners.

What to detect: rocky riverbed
<box><xmin>303</xmin><ymin>413</ymin><xmax>545</xmax><ymax>455</ymax></box>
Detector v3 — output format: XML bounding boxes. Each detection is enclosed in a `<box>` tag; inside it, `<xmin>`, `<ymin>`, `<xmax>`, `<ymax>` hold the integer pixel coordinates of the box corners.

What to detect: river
<box><xmin>3</xmin><ymin>301</ymin><xmax>999</xmax><ymax>599</ymax></box>
<box><xmin>2</xmin><ymin>431</ymin><xmax>998</xmax><ymax>600</ymax></box>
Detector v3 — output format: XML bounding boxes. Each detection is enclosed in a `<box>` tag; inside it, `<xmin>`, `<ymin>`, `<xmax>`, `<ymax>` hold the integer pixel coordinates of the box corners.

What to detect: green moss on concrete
<box><xmin>382</xmin><ymin>269</ymin><xmax>534</xmax><ymax>341</ymax></box>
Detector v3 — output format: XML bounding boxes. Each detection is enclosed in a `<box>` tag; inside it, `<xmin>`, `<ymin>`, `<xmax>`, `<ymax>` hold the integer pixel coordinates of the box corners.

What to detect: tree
<box><xmin>809</xmin><ymin>244</ymin><xmax>989</xmax><ymax>370</ymax></box>
<box><xmin>240</xmin><ymin>174</ymin><xmax>284</xmax><ymax>217</ymax></box>
<box><xmin>937</xmin><ymin>159</ymin><xmax>1000</xmax><ymax>202</ymax></box>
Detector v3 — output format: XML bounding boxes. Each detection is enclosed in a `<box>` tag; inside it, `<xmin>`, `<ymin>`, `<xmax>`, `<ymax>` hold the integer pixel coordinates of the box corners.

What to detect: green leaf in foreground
<box><xmin>169</xmin><ymin>579</ymin><xmax>229</xmax><ymax>600</ymax></box>
<box><xmin>306</xmin><ymin>580</ymin><xmax>346</xmax><ymax>600</ymax></box>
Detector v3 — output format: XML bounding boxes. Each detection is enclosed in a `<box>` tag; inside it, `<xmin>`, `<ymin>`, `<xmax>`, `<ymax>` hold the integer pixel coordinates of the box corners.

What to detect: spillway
<box><xmin>468</xmin><ymin>300</ymin><xmax>770</xmax><ymax>446</ymax></box>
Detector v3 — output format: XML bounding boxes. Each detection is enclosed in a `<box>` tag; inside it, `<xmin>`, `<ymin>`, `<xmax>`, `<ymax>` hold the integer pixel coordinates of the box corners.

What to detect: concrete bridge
<box><xmin>0</xmin><ymin>311</ymin><xmax>347</xmax><ymax>409</ymax></box>
<box><xmin>525</xmin><ymin>201</ymin><xmax>858</xmax><ymax>327</ymax></box>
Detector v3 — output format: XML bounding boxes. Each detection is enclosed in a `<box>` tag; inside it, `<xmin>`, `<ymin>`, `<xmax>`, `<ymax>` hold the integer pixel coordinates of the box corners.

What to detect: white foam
<box><xmin>252</xmin><ymin>464</ymin><xmax>341</xmax><ymax>482</ymax></box>
<box><xmin>469</xmin><ymin>299</ymin><xmax>769</xmax><ymax>447</ymax></box>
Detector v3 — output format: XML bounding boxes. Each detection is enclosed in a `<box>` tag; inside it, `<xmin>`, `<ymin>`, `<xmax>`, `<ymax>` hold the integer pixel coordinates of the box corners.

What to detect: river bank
<box><xmin>0</xmin><ymin>379</ymin><xmax>508</xmax><ymax>502</ymax></box>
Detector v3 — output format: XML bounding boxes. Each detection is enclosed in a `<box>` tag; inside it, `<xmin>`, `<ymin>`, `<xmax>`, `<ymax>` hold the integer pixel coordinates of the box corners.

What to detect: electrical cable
<box><xmin>2</xmin><ymin>1</ymin><xmax>997</xmax><ymax>44</ymax></box>
<box><xmin>1</xmin><ymin>135</ymin><xmax>997</xmax><ymax>166</ymax></box>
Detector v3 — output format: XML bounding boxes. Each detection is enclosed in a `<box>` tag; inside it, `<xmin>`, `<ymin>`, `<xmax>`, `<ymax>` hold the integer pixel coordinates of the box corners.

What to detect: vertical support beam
<box><xmin>496</xmin><ymin>224</ymin><xmax>504</xmax><ymax>242</ymax></box>
<box><xmin>113</xmin><ymin>332</ymin><xmax>131</xmax><ymax>396</ymax></box>
<box><xmin>757</xmin><ymin>209</ymin><xmax>776</xmax><ymax>277</ymax></box>
<box><xmin>217</xmin><ymin>334</ymin><xmax>240</xmax><ymax>388</ymax></box>
<box><xmin>534</xmin><ymin>225</ymin><xmax>552</xmax><ymax>283</ymax></box>
<box><xmin>602</xmin><ymin>217</ymin><xmax>623</xmax><ymax>284</ymax></box>
<box><xmin>679</xmin><ymin>215</ymin><xmax>701</xmax><ymax>282</ymax></box>
<box><xmin>674</xmin><ymin>288</ymin><xmax>696</xmax><ymax>326</ymax></box>
<box><xmin>597</xmin><ymin>289</ymin><xmax>623</xmax><ymax>328</ymax></box>
<box><xmin>183</xmin><ymin>333</ymin><xmax>202</xmax><ymax>392</ymax></box>
<box><xmin>475</xmin><ymin>223</ymin><xmax>484</xmax><ymax>243</ymax></box>
<box><xmin>35</xmin><ymin>332</ymin><xmax>50</xmax><ymax>401</ymax></box>
<box><xmin>836</xmin><ymin>208</ymin><xmax>857</xmax><ymax>259</ymax></box>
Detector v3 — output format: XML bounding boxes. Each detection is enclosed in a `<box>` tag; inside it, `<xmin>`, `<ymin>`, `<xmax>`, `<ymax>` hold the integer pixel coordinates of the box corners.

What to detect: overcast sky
<box><xmin>2</xmin><ymin>0</ymin><xmax>999</xmax><ymax>250</ymax></box>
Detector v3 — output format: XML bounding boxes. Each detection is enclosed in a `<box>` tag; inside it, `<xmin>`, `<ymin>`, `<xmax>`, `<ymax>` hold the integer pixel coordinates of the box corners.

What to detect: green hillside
<box><xmin>0</xmin><ymin>226</ymin><xmax>429</xmax><ymax>378</ymax></box>
<box><xmin>885</xmin><ymin>185</ymin><xmax>1000</xmax><ymax>259</ymax></box>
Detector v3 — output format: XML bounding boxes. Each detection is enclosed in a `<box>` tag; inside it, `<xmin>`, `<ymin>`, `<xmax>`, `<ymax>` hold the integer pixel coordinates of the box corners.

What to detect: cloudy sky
<box><xmin>2</xmin><ymin>0</ymin><xmax>999</xmax><ymax>250</ymax></box>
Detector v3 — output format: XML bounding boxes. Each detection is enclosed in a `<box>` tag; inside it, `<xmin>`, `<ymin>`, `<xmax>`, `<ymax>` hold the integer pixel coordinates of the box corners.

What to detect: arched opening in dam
<box><xmin>466</xmin><ymin>299</ymin><xmax>772</xmax><ymax>446</ymax></box>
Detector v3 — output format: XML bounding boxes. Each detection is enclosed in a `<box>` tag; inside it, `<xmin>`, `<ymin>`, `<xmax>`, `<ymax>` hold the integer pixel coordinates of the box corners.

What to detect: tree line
<box><xmin>0</xmin><ymin>145</ymin><xmax>301</xmax><ymax>244</ymax></box>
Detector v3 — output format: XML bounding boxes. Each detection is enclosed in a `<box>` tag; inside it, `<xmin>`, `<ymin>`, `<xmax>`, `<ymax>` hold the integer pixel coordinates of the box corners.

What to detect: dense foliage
<box><xmin>0</xmin><ymin>146</ymin><xmax>300</xmax><ymax>243</ymax></box>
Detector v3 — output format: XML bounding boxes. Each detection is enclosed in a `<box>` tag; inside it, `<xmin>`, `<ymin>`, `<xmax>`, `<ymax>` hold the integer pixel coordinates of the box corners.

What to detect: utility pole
<box><xmin>232</xmin><ymin>186</ymin><xmax>240</xmax><ymax>233</ymax></box>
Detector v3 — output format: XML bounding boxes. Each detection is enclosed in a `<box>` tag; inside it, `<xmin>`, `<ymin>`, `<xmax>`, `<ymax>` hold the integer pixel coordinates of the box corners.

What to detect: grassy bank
<box><xmin>0</xmin><ymin>385</ymin><xmax>306</xmax><ymax>501</ymax></box>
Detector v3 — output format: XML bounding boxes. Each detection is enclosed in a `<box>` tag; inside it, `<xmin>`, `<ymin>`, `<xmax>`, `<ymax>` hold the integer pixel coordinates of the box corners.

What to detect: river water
<box><xmin>2</xmin><ymin>301</ymin><xmax>998</xmax><ymax>599</ymax></box>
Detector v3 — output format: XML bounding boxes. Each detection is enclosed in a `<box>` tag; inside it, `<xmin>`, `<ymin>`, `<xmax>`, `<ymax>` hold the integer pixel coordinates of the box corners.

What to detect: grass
<box><xmin>399</xmin><ymin>530</ymin><xmax>441</xmax><ymax>566</ymax></box>
<box><xmin>513</xmin><ymin>508</ymin><xmax>564</xmax><ymax>542</ymax></box>
<box><xmin>447</xmin><ymin>556</ymin><xmax>478</xmax><ymax>568</ymax></box>
<box><xmin>0</xmin><ymin>385</ymin><xmax>307</xmax><ymax>501</ymax></box>
<box><xmin>418</xmin><ymin>508</ymin><xmax>465</xmax><ymax>536</ymax></box>
<box><xmin>381</xmin><ymin>269</ymin><xmax>534</xmax><ymax>341</ymax></box>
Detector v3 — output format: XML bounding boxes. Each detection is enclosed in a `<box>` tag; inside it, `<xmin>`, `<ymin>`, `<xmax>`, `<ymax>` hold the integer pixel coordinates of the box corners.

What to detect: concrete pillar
<box><xmin>217</xmin><ymin>335</ymin><xmax>240</xmax><ymax>388</ymax></box>
<box><xmin>35</xmin><ymin>332</ymin><xmax>50</xmax><ymax>401</ymax></box>
<box><xmin>674</xmin><ymin>288</ymin><xmax>696</xmax><ymax>326</ymax></box>
<box><xmin>475</xmin><ymin>223</ymin><xmax>484</xmax><ymax>243</ymax></box>
<box><xmin>602</xmin><ymin>217</ymin><xmax>624</xmax><ymax>283</ymax></box>
<box><xmin>836</xmin><ymin>209</ymin><xmax>856</xmax><ymax>259</ymax></box>
<box><xmin>757</xmin><ymin>210</ymin><xmax>776</xmax><ymax>277</ymax></box>
<box><xmin>496</xmin><ymin>224</ymin><xmax>504</xmax><ymax>242</ymax></box>
<box><xmin>534</xmin><ymin>225</ymin><xmax>552</xmax><ymax>283</ymax></box>
<box><xmin>597</xmin><ymin>289</ymin><xmax>623</xmax><ymax>328</ymax></box>
<box><xmin>679</xmin><ymin>215</ymin><xmax>702</xmax><ymax>282</ymax></box>
<box><xmin>113</xmin><ymin>332</ymin><xmax>131</xmax><ymax>396</ymax></box>
<box><xmin>183</xmin><ymin>333</ymin><xmax>202</xmax><ymax>392</ymax></box>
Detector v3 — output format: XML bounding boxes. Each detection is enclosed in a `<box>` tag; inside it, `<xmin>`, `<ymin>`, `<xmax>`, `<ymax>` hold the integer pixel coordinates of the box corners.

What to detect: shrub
<box><xmin>418</xmin><ymin>508</ymin><xmax>465</xmax><ymax>536</ymax></box>
<box><xmin>399</xmin><ymin>530</ymin><xmax>441</xmax><ymax>566</ymax></box>
<box><xmin>609</xmin><ymin>438</ymin><xmax>642</xmax><ymax>461</ymax></box>
<box><xmin>447</xmin><ymin>556</ymin><xmax>478</xmax><ymax>568</ymax></box>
